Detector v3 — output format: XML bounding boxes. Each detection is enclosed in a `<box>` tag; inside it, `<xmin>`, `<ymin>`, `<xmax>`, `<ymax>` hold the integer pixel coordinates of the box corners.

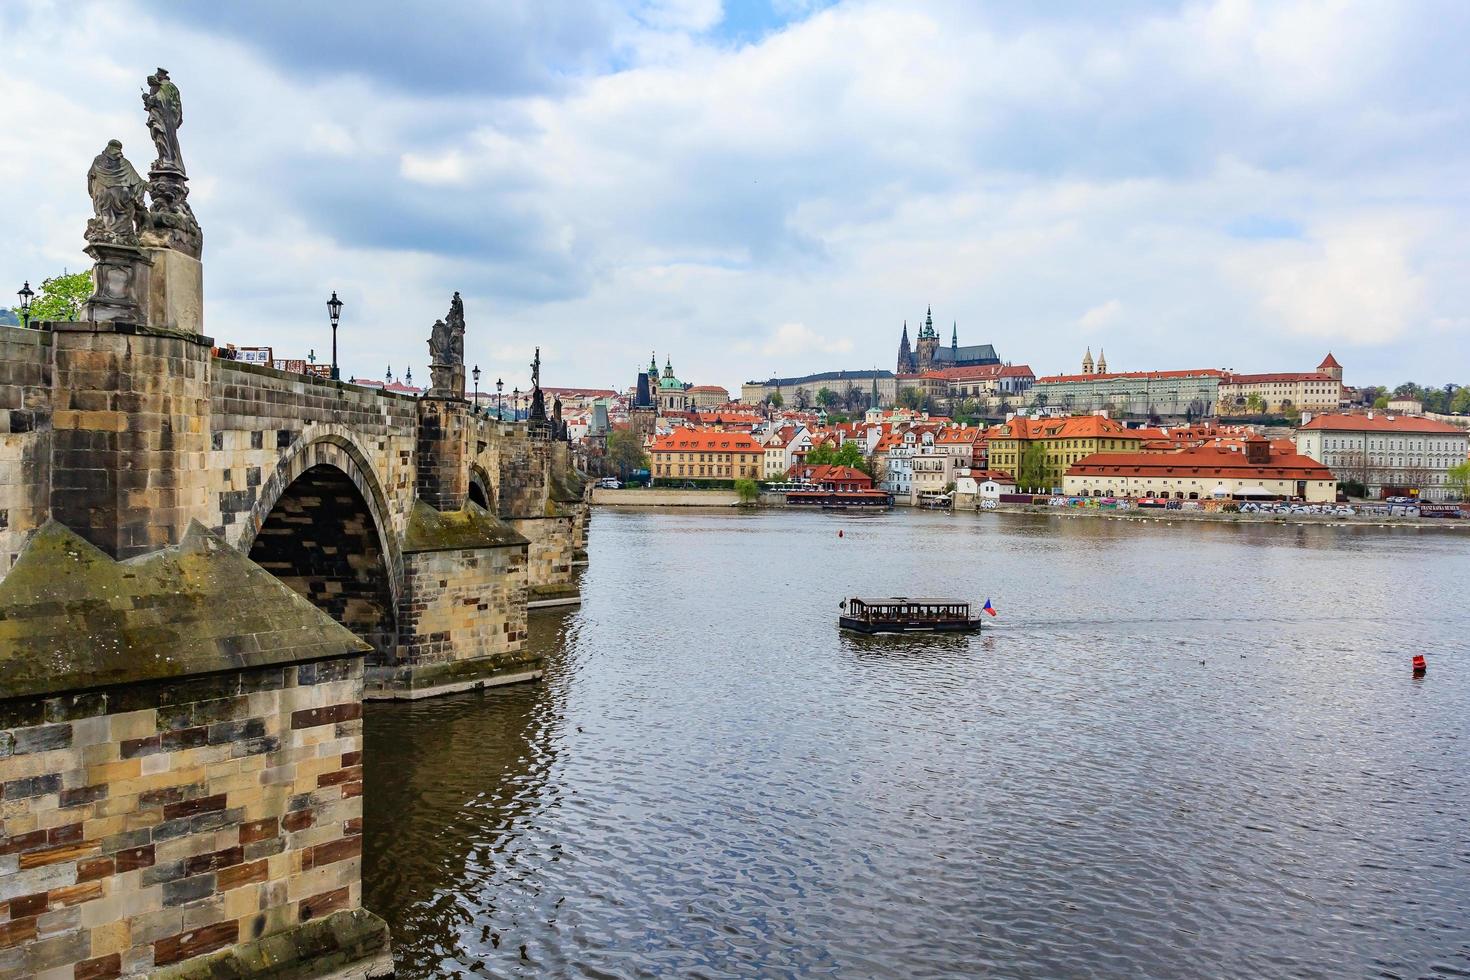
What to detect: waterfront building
<box><xmin>1028</xmin><ymin>368</ymin><xmax>1225</xmax><ymax>418</ymax></box>
<box><xmin>1063</xmin><ymin>438</ymin><xmax>1337</xmax><ymax>502</ymax></box>
<box><xmin>987</xmin><ymin>415</ymin><xmax>1144</xmax><ymax>492</ymax></box>
<box><xmin>794</xmin><ymin>464</ymin><xmax>875</xmax><ymax>492</ymax></box>
<box><xmin>896</xmin><ymin>306</ymin><xmax>1000</xmax><ymax>374</ymax></box>
<box><xmin>649</xmin><ymin>430</ymin><xmax>764</xmax><ymax>483</ymax></box>
<box><xmin>1295</xmin><ymin>412</ymin><xmax>1469</xmax><ymax>501</ymax></box>
<box><xmin>1217</xmin><ymin>354</ymin><xmax>1344</xmax><ymax>415</ymax></box>
<box><xmin>954</xmin><ymin>468</ymin><xmax>1016</xmax><ymax>506</ymax></box>
<box><xmin>910</xmin><ymin>439</ymin><xmax>960</xmax><ymax>502</ymax></box>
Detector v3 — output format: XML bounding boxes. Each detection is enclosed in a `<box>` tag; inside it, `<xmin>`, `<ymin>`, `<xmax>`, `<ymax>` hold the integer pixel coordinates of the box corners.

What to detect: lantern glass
<box><xmin>327</xmin><ymin>291</ymin><xmax>343</xmax><ymax>326</ymax></box>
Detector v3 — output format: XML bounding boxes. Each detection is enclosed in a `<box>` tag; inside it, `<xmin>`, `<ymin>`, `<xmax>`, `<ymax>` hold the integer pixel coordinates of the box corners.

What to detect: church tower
<box><xmin>1096</xmin><ymin>348</ymin><xmax>1107</xmax><ymax>374</ymax></box>
<box><xmin>915</xmin><ymin>305</ymin><xmax>940</xmax><ymax>373</ymax></box>
<box><xmin>1082</xmin><ymin>347</ymin><xmax>1094</xmax><ymax>374</ymax></box>
<box><xmin>897</xmin><ymin>321</ymin><xmax>914</xmax><ymax>374</ymax></box>
<box><xmin>951</xmin><ymin>322</ymin><xmax>958</xmax><ymax>353</ymax></box>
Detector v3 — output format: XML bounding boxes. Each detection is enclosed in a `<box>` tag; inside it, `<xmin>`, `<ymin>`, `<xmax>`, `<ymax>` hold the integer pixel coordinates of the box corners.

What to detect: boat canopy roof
<box><xmin>849</xmin><ymin>596</ymin><xmax>970</xmax><ymax>606</ymax></box>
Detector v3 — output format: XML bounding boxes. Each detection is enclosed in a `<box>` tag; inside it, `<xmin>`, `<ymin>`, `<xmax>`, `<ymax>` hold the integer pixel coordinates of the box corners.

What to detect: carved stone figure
<box><xmin>528</xmin><ymin>347</ymin><xmax>548</xmax><ymax>424</ymax></box>
<box><xmin>427</xmin><ymin>292</ymin><xmax>468</xmax><ymax>397</ymax></box>
<box><xmin>138</xmin><ymin>68</ymin><xmax>203</xmax><ymax>259</ymax></box>
<box><xmin>85</xmin><ymin>141</ymin><xmax>147</xmax><ymax>246</ymax></box>
<box><xmin>142</xmin><ymin>68</ymin><xmax>185</xmax><ymax>173</ymax></box>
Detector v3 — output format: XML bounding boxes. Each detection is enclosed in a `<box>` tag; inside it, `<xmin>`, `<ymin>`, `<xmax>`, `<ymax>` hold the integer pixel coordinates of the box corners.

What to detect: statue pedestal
<box><xmin>144</xmin><ymin>246</ymin><xmax>203</xmax><ymax>334</ymax></box>
<box><xmin>83</xmin><ymin>243</ymin><xmax>151</xmax><ymax>323</ymax></box>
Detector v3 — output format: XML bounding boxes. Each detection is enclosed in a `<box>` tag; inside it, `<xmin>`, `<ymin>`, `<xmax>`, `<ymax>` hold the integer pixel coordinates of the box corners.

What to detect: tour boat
<box><xmin>839</xmin><ymin>597</ymin><xmax>984</xmax><ymax>634</ymax></box>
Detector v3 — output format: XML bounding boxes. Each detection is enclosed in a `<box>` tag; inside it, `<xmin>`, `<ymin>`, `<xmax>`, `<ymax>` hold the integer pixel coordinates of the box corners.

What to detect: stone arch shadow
<box><xmin>468</xmin><ymin>463</ymin><xmax>495</xmax><ymax>512</ymax></box>
<box><xmin>237</xmin><ymin>431</ymin><xmax>403</xmax><ymax>657</ymax></box>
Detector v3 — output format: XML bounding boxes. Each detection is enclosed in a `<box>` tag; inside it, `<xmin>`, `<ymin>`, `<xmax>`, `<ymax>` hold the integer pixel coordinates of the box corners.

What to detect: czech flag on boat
<box><xmin>983</xmin><ymin>598</ymin><xmax>997</xmax><ymax>617</ymax></box>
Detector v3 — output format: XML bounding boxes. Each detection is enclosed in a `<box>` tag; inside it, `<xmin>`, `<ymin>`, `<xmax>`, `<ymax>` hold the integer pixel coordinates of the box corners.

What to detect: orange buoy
<box><xmin>838</xmin><ymin>529</ymin><xmax>844</xmax><ymax>538</ymax></box>
<box><xmin>1412</xmin><ymin>654</ymin><xmax>1427</xmax><ymax>674</ymax></box>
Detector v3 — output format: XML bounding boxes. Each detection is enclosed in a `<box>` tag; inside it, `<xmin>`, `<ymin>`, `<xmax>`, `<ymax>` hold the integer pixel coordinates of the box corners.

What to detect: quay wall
<box><xmin>591</xmin><ymin>488</ymin><xmax>739</xmax><ymax>507</ymax></box>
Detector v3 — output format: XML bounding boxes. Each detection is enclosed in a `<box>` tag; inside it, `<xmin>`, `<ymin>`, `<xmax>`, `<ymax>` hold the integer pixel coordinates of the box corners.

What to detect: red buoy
<box><xmin>838</xmin><ymin>529</ymin><xmax>844</xmax><ymax>538</ymax></box>
<box><xmin>1412</xmin><ymin>654</ymin><xmax>1427</xmax><ymax>674</ymax></box>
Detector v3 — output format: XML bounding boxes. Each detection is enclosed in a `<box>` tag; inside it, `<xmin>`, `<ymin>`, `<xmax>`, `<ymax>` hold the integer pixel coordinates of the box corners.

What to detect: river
<box><xmin>364</xmin><ymin>507</ymin><xmax>1470</xmax><ymax>978</ymax></box>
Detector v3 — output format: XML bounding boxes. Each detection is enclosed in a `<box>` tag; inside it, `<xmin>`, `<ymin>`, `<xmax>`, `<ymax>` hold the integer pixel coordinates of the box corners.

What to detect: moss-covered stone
<box><xmin>400</xmin><ymin>498</ymin><xmax>529</xmax><ymax>554</ymax></box>
<box><xmin>150</xmin><ymin>907</ymin><xmax>392</xmax><ymax>979</ymax></box>
<box><xmin>0</xmin><ymin>520</ymin><xmax>369</xmax><ymax>701</ymax></box>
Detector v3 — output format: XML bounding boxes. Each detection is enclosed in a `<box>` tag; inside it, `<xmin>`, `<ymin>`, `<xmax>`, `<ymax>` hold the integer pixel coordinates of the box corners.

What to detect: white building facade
<box><xmin>1295</xmin><ymin>412</ymin><xmax>1468</xmax><ymax>501</ymax></box>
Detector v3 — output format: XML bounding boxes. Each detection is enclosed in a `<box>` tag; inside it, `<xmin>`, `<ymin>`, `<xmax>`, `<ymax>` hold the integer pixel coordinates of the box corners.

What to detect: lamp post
<box><xmin>326</xmin><ymin>291</ymin><xmax>343</xmax><ymax>380</ymax></box>
<box><xmin>496</xmin><ymin>377</ymin><xmax>504</xmax><ymax>419</ymax></box>
<box><xmin>472</xmin><ymin>365</ymin><xmax>480</xmax><ymax>414</ymax></box>
<box><xmin>513</xmin><ymin>387</ymin><xmax>520</xmax><ymax>421</ymax></box>
<box><xmin>17</xmin><ymin>281</ymin><xmax>34</xmax><ymax>328</ymax></box>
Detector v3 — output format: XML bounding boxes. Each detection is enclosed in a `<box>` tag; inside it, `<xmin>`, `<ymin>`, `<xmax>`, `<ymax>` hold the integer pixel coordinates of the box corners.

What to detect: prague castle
<box><xmin>896</xmin><ymin>306</ymin><xmax>1001</xmax><ymax>374</ymax></box>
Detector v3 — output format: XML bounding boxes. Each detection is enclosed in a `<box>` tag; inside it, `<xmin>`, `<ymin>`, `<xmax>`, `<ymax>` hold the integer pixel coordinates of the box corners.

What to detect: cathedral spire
<box><xmin>951</xmin><ymin>321</ymin><xmax>958</xmax><ymax>349</ymax></box>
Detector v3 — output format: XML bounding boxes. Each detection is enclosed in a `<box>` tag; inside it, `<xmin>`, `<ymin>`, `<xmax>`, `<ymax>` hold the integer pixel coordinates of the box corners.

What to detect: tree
<box><xmin>794</xmin><ymin>387</ymin><xmax>811</xmax><ymax>410</ymax></box>
<box><xmin>1453</xmin><ymin>387</ymin><xmax>1470</xmax><ymax>415</ymax></box>
<box><xmin>1244</xmin><ymin>393</ymin><xmax>1266</xmax><ymax>414</ymax></box>
<box><xmin>804</xmin><ymin>444</ymin><xmax>836</xmax><ymax>466</ymax></box>
<box><xmin>21</xmin><ymin>271</ymin><xmax>91</xmax><ymax>323</ymax></box>
<box><xmin>1018</xmin><ymin>443</ymin><xmax>1049</xmax><ymax>492</ymax></box>
<box><xmin>834</xmin><ymin>441</ymin><xmax>866</xmax><ymax>471</ymax></box>
<box><xmin>605</xmin><ymin>429</ymin><xmax>646</xmax><ymax>478</ymax></box>
<box><xmin>735</xmin><ymin>478</ymin><xmax>760</xmax><ymax>504</ymax></box>
<box><xmin>897</xmin><ymin>387</ymin><xmax>924</xmax><ymax>410</ymax></box>
<box><xmin>815</xmin><ymin>387</ymin><xmax>839</xmax><ymax>409</ymax></box>
<box><xmin>767</xmin><ymin>391</ymin><xmax>784</xmax><ymax>409</ymax></box>
<box><xmin>1034</xmin><ymin>392</ymin><xmax>1049</xmax><ymax>409</ymax></box>
<box><xmin>1372</xmin><ymin>394</ymin><xmax>1390</xmax><ymax>409</ymax></box>
<box><xmin>1447</xmin><ymin>460</ymin><xmax>1470</xmax><ymax>501</ymax></box>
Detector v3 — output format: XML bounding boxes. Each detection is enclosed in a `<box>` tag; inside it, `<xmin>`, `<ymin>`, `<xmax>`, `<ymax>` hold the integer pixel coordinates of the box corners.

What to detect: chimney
<box><xmin>1300</xmin><ymin>411</ymin><xmax>1312</xmax><ymax>425</ymax></box>
<box><xmin>1245</xmin><ymin>435</ymin><xmax>1270</xmax><ymax>465</ymax></box>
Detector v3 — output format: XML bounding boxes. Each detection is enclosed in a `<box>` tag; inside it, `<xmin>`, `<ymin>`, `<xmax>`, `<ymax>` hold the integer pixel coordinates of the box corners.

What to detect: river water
<box><xmin>364</xmin><ymin>508</ymin><xmax>1470</xmax><ymax>978</ymax></box>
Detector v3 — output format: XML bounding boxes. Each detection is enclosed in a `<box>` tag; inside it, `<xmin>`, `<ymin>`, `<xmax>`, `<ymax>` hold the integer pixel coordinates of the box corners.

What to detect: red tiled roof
<box><xmin>1222</xmin><ymin>372</ymin><xmax>1336</xmax><ymax>384</ymax></box>
<box><xmin>1297</xmin><ymin>413</ymin><xmax>1464</xmax><ymax>435</ymax></box>
<box><xmin>687</xmin><ymin>385</ymin><xmax>730</xmax><ymax>393</ymax></box>
<box><xmin>922</xmin><ymin>364</ymin><xmax>1037</xmax><ymax>381</ymax></box>
<box><xmin>650</xmin><ymin>431</ymin><xmax>764</xmax><ymax>453</ymax></box>
<box><xmin>1036</xmin><ymin>369</ymin><xmax>1225</xmax><ymax>384</ymax></box>
<box><xmin>1067</xmin><ymin>446</ymin><xmax>1334</xmax><ymax>481</ymax></box>
<box><xmin>1318</xmin><ymin>352</ymin><xmax>1341</xmax><ymax>369</ymax></box>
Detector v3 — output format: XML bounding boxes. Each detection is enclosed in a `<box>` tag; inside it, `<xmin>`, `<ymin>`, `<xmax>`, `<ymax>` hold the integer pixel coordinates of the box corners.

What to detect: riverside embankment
<box><xmin>966</xmin><ymin>501</ymin><xmax>1470</xmax><ymax>532</ymax></box>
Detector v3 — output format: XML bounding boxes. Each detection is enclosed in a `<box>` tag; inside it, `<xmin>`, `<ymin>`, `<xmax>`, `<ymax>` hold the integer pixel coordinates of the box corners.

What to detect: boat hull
<box><xmin>839</xmin><ymin>616</ymin><xmax>983</xmax><ymax>634</ymax></box>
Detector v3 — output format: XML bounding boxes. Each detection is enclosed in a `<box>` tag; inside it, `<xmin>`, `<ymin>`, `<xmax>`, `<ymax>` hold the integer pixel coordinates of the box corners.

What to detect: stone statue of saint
<box><xmin>446</xmin><ymin>291</ymin><xmax>465</xmax><ymax>363</ymax></box>
<box><xmin>530</xmin><ymin>347</ymin><xmax>541</xmax><ymax>391</ymax></box>
<box><xmin>428</xmin><ymin>318</ymin><xmax>452</xmax><ymax>366</ymax></box>
<box><xmin>85</xmin><ymin>140</ymin><xmax>147</xmax><ymax>245</ymax></box>
<box><xmin>142</xmin><ymin>68</ymin><xmax>185</xmax><ymax>172</ymax></box>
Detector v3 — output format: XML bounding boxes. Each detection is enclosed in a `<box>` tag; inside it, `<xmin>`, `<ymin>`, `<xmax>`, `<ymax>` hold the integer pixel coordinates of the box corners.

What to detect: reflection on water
<box><xmin>365</xmin><ymin>509</ymin><xmax>1470</xmax><ymax>978</ymax></box>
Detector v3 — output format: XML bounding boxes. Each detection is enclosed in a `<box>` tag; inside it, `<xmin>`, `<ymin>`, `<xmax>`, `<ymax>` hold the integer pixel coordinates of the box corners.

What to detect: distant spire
<box><xmin>386</xmin><ymin>364</ymin><xmax>393</xmax><ymax>381</ymax></box>
<box><xmin>951</xmin><ymin>321</ymin><xmax>958</xmax><ymax>349</ymax></box>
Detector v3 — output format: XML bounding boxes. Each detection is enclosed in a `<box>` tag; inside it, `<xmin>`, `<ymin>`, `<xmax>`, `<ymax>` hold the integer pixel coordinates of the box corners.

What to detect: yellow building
<box><xmin>987</xmin><ymin>415</ymin><xmax>1142</xmax><ymax>492</ymax></box>
<box><xmin>650</xmin><ymin>429</ymin><xmax>764</xmax><ymax>483</ymax></box>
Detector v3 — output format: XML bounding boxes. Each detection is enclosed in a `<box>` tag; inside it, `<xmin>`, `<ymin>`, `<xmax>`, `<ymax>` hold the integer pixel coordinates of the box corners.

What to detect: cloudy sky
<box><xmin>2</xmin><ymin>0</ymin><xmax>1466</xmax><ymax>393</ymax></box>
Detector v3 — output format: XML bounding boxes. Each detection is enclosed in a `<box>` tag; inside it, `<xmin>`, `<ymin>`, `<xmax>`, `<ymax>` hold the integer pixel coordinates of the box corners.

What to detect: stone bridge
<box><xmin>0</xmin><ymin>317</ymin><xmax>589</xmax><ymax>700</ymax></box>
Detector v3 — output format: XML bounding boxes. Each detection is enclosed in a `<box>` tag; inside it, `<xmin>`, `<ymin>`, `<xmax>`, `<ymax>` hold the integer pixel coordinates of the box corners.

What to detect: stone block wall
<box><xmin>509</xmin><ymin>515</ymin><xmax>577</xmax><ymax>601</ymax></box>
<box><xmin>0</xmin><ymin>657</ymin><xmax>389</xmax><ymax>978</ymax></box>
<box><xmin>0</xmin><ymin>328</ymin><xmax>52</xmax><ymax>576</ymax></box>
<box><xmin>207</xmin><ymin>361</ymin><xmax>418</xmax><ymax>555</ymax></box>
<box><xmin>47</xmin><ymin>323</ymin><xmax>212</xmax><ymax>560</ymax></box>
<box><xmin>369</xmin><ymin>545</ymin><xmax>535</xmax><ymax>699</ymax></box>
<box><xmin>414</xmin><ymin>398</ymin><xmax>469</xmax><ymax>511</ymax></box>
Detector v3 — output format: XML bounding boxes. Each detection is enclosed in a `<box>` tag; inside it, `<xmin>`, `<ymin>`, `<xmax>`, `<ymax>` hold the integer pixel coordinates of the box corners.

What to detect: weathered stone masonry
<box><xmin>0</xmin><ymin>523</ymin><xmax>392</xmax><ymax>979</ymax></box>
<box><xmin>0</xmin><ymin>321</ymin><xmax>589</xmax><ymax>701</ymax></box>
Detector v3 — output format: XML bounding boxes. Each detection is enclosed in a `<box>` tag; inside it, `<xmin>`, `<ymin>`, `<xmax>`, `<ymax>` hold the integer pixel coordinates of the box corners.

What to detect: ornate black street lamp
<box><xmin>513</xmin><ymin>387</ymin><xmax>520</xmax><ymax>421</ymax></box>
<box><xmin>472</xmin><ymin>365</ymin><xmax>481</xmax><ymax>413</ymax></box>
<box><xmin>496</xmin><ymin>377</ymin><xmax>504</xmax><ymax>419</ymax></box>
<box><xmin>17</xmin><ymin>281</ymin><xmax>34</xmax><ymax>328</ymax></box>
<box><xmin>326</xmin><ymin>291</ymin><xmax>343</xmax><ymax>380</ymax></box>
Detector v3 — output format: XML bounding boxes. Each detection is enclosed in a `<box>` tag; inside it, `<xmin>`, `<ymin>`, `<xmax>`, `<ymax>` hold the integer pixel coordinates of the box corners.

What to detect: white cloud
<box><xmin>1077</xmin><ymin>299</ymin><xmax>1124</xmax><ymax>333</ymax></box>
<box><xmin>759</xmin><ymin>322</ymin><xmax>853</xmax><ymax>358</ymax></box>
<box><xmin>1226</xmin><ymin>215</ymin><xmax>1429</xmax><ymax>345</ymax></box>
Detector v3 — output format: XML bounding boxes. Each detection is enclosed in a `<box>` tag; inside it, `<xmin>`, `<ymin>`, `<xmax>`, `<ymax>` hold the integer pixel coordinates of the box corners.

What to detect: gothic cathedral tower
<box><xmin>915</xmin><ymin>306</ymin><xmax>940</xmax><ymax>373</ymax></box>
<box><xmin>896</xmin><ymin>321</ymin><xmax>915</xmax><ymax>374</ymax></box>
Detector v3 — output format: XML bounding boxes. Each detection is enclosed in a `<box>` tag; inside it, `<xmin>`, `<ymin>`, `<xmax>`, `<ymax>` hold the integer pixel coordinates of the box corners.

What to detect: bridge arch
<box><xmin>468</xmin><ymin>463</ymin><xmax>494</xmax><ymax>512</ymax></box>
<box><xmin>238</xmin><ymin>429</ymin><xmax>403</xmax><ymax>657</ymax></box>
